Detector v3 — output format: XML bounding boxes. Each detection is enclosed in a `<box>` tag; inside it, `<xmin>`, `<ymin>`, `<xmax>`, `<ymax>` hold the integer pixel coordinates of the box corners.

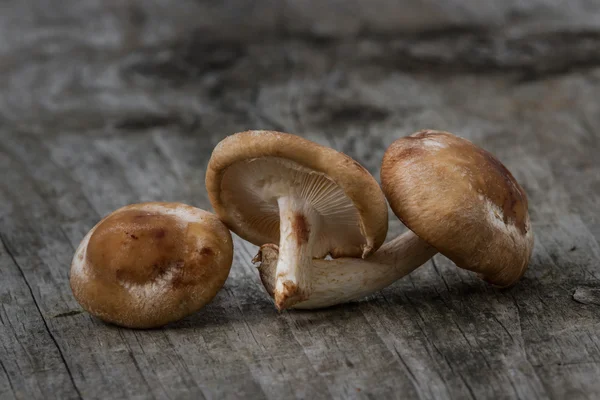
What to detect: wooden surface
<box><xmin>1</xmin><ymin>1</ymin><xmax>600</xmax><ymax>399</ymax></box>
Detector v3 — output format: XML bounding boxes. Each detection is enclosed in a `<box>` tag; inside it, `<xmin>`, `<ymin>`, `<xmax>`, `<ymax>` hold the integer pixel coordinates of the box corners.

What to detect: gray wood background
<box><xmin>1</xmin><ymin>1</ymin><xmax>600</xmax><ymax>399</ymax></box>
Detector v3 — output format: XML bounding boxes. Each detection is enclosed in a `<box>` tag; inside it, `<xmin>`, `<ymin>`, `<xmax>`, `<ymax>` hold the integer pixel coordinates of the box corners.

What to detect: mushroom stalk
<box><xmin>275</xmin><ymin>196</ymin><xmax>321</xmax><ymax>309</ymax></box>
<box><xmin>255</xmin><ymin>230</ymin><xmax>438</xmax><ymax>310</ymax></box>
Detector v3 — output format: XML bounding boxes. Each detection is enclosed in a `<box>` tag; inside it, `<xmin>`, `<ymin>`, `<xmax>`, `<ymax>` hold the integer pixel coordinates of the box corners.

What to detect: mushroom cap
<box><xmin>381</xmin><ymin>130</ymin><xmax>534</xmax><ymax>287</ymax></box>
<box><xmin>206</xmin><ymin>130</ymin><xmax>388</xmax><ymax>258</ymax></box>
<box><xmin>70</xmin><ymin>202</ymin><xmax>233</xmax><ymax>328</ymax></box>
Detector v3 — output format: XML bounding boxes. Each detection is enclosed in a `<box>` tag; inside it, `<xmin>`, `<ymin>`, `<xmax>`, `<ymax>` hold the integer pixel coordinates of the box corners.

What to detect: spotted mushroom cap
<box><xmin>70</xmin><ymin>202</ymin><xmax>233</xmax><ymax>328</ymax></box>
<box><xmin>381</xmin><ymin>130</ymin><xmax>534</xmax><ymax>287</ymax></box>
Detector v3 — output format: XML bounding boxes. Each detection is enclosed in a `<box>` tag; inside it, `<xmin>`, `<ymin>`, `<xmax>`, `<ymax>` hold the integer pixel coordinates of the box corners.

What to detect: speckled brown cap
<box><xmin>381</xmin><ymin>130</ymin><xmax>534</xmax><ymax>287</ymax></box>
<box><xmin>70</xmin><ymin>202</ymin><xmax>233</xmax><ymax>328</ymax></box>
<box><xmin>205</xmin><ymin>130</ymin><xmax>388</xmax><ymax>259</ymax></box>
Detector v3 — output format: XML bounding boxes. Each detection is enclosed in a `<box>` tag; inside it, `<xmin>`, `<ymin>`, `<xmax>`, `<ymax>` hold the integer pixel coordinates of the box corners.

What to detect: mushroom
<box><xmin>205</xmin><ymin>130</ymin><xmax>388</xmax><ymax>309</ymax></box>
<box><xmin>70</xmin><ymin>202</ymin><xmax>233</xmax><ymax>328</ymax></box>
<box><xmin>255</xmin><ymin>130</ymin><xmax>534</xmax><ymax>309</ymax></box>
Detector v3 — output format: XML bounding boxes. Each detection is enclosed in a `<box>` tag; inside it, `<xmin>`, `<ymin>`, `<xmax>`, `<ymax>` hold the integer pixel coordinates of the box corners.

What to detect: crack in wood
<box><xmin>0</xmin><ymin>234</ymin><xmax>83</xmax><ymax>400</ymax></box>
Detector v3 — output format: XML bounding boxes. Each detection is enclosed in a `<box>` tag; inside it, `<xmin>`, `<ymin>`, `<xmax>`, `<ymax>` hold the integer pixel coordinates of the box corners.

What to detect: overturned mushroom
<box><xmin>256</xmin><ymin>130</ymin><xmax>534</xmax><ymax>309</ymax></box>
<box><xmin>70</xmin><ymin>202</ymin><xmax>233</xmax><ymax>328</ymax></box>
<box><xmin>206</xmin><ymin>130</ymin><xmax>388</xmax><ymax>309</ymax></box>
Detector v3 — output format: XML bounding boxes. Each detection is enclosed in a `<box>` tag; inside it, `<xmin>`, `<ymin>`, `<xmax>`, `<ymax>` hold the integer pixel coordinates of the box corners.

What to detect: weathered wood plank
<box><xmin>1</xmin><ymin>1</ymin><xmax>600</xmax><ymax>399</ymax></box>
<box><xmin>0</xmin><ymin>239</ymin><xmax>81</xmax><ymax>400</ymax></box>
<box><xmin>0</xmin><ymin>148</ymin><xmax>81</xmax><ymax>399</ymax></box>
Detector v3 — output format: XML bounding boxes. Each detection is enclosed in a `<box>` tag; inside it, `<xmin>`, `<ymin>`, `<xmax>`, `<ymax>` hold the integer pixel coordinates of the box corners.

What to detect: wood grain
<box><xmin>1</xmin><ymin>1</ymin><xmax>600</xmax><ymax>399</ymax></box>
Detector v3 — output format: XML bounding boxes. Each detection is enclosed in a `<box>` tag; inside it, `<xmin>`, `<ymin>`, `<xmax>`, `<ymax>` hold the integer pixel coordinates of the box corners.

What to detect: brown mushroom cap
<box><xmin>381</xmin><ymin>130</ymin><xmax>534</xmax><ymax>287</ymax></box>
<box><xmin>70</xmin><ymin>202</ymin><xmax>233</xmax><ymax>328</ymax></box>
<box><xmin>206</xmin><ymin>130</ymin><xmax>388</xmax><ymax>258</ymax></box>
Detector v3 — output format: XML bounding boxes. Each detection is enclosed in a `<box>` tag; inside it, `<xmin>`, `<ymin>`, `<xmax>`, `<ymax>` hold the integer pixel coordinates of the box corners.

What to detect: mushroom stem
<box><xmin>255</xmin><ymin>230</ymin><xmax>438</xmax><ymax>310</ymax></box>
<box><xmin>275</xmin><ymin>196</ymin><xmax>321</xmax><ymax>310</ymax></box>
